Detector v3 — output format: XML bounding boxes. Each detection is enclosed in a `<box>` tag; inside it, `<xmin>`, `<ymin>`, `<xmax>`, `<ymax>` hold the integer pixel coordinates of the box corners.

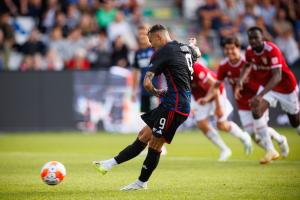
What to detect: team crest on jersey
<box><xmin>262</xmin><ymin>57</ymin><xmax>268</xmax><ymax>64</ymax></box>
<box><xmin>227</xmin><ymin>71</ymin><xmax>232</xmax><ymax>76</ymax></box>
<box><xmin>271</xmin><ymin>57</ymin><xmax>279</xmax><ymax>64</ymax></box>
<box><xmin>198</xmin><ymin>72</ymin><xmax>206</xmax><ymax>80</ymax></box>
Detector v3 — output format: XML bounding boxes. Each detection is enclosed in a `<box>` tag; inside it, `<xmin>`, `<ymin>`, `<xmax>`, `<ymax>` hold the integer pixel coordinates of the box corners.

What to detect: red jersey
<box><xmin>217</xmin><ymin>57</ymin><xmax>259</xmax><ymax>110</ymax></box>
<box><xmin>191</xmin><ymin>62</ymin><xmax>224</xmax><ymax>100</ymax></box>
<box><xmin>245</xmin><ymin>41</ymin><xmax>297</xmax><ymax>94</ymax></box>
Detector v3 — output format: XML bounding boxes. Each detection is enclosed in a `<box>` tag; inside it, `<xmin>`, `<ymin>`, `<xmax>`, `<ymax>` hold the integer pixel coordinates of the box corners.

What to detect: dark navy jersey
<box><xmin>132</xmin><ymin>47</ymin><xmax>157</xmax><ymax>96</ymax></box>
<box><xmin>148</xmin><ymin>40</ymin><xmax>197</xmax><ymax>116</ymax></box>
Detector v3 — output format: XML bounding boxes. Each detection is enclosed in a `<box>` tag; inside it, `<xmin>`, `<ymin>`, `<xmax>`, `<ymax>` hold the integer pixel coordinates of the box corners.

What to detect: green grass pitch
<box><xmin>0</xmin><ymin>128</ymin><xmax>300</xmax><ymax>200</ymax></box>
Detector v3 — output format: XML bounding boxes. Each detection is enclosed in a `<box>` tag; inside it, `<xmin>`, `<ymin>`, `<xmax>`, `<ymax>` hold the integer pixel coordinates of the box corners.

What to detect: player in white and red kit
<box><xmin>210</xmin><ymin>36</ymin><xmax>289</xmax><ymax>158</ymax></box>
<box><xmin>236</xmin><ymin>27</ymin><xmax>299</xmax><ymax>164</ymax></box>
<box><xmin>192</xmin><ymin>62</ymin><xmax>252</xmax><ymax>161</ymax></box>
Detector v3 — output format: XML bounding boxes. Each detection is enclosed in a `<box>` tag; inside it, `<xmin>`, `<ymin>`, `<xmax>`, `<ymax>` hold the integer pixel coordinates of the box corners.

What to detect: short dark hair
<box><xmin>247</xmin><ymin>26</ymin><xmax>263</xmax><ymax>34</ymax></box>
<box><xmin>223</xmin><ymin>36</ymin><xmax>240</xmax><ymax>48</ymax></box>
<box><xmin>148</xmin><ymin>24</ymin><xmax>167</xmax><ymax>34</ymax></box>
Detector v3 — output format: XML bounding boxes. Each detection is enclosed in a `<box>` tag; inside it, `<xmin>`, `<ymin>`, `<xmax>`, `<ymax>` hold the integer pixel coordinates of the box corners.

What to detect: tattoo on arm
<box><xmin>144</xmin><ymin>71</ymin><xmax>161</xmax><ymax>97</ymax></box>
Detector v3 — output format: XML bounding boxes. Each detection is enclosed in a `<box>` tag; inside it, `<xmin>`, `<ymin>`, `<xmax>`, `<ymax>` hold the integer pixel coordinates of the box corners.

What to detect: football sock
<box><xmin>268</xmin><ymin>127</ymin><xmax>284</xmax><ymax>144</ymax></box>
<box><xmin>206</xmin><ymin>127</ymin><xmax>229</xmax><ymax>151</ymax></box>
<box><xmin>114</xmin><ymin>138</ymin><xmax>147</xmax><ymax>164</ymax></box>
<box><xmin>138</xmin><ymin>148</ymin><xmax>161</xmax><ymax>182</ymax></box>
<box><xmin>228</xmin><ymin>121</ymin><xmax>249</xmax><ymax>142</ymax></box>
<box><xmin>254</xmin><ymin>117</ymin><xmax>275</xmax><ymax>152</ymax></box>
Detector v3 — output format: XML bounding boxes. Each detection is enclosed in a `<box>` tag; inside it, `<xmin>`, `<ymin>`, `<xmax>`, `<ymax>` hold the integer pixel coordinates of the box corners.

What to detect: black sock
<box><xmin>114</xmin><ymin>138</ymin><xmax>147</xmax><ymax>164</ymax></box>
<box><xmin>138</xmin><ymin>148</ymin><xmax>161</xmax><ymax>182</ymax></box>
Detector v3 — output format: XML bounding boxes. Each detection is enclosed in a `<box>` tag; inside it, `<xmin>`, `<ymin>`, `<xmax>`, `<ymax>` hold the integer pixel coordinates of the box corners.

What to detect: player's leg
<box><xmin>288</xmin><ymin>112</ymin><xmax>300</xmax><ymax>134</ymax></box>
<box><xmin>252</xmin><ymin>98</ymin><xmax>279</xmax><ymax>164</ymax></box>
<box><xmin>93</xmin><ymin>126</ymin><xmax>150</xmax><ymax>174</ymax></box>
<box><xmin>216</xmin><ymin>95</ymin><xmax>252</xmax><ymax>154</ymax></box>
<box><xmin>121</xmin><ymin>110</ymin><xmax>187</xmax><ymax>190</ymax></box>
<box><xmin>197</xmin><ymin>119</ymin><xmax>232</xmax><ymax>161</ymax></box>
<box><xmin>195</xmin><ymin>101</ymin><xmax>231</xmax><ymax>161</ymax></box>
<box><xmin>120</xmin><ymin>135</ymin><xmax>164</xmax><ymax>191</ymax></box>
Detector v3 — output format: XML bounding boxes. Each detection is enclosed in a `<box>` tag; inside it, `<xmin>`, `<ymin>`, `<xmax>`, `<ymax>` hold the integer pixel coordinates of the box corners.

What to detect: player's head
<box><xmin>223</xmin><ymin>36</ymin><xmax>241</xmax><ymax>61</ymax></box>
<box><xmin>147</xmin><ymin>24</ymin><xmax>172</xmax><ymax>50</ymax></box>
<box><xmin>247</xmin><ymin>26</ymin><xmax>264</xmax><ymax>52</ymax></box>
<box><xmin>138</xmin><ymin>34</ymin><xmax>151</xmax><ymax>48</ymax></box>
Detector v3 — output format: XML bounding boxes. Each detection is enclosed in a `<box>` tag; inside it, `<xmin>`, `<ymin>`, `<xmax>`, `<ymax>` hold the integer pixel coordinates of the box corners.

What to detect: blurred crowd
<box><xmin>192</xmin><ymin>0</ymin><xmax>300</xmax><ymax>68</ymax></box>
<box><xmin>0</xmin><ymin>0</ymin><xmax>143</xmax><ymax>71</ymax></box>
<box><xmin>0</xmin><ymin>0</ymin><xmax>300</xmax><ymax>71</ymax></box>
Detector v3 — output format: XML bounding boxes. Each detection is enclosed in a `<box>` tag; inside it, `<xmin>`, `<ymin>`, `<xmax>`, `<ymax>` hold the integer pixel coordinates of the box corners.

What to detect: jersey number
<box><xmin>185</xmin><ymin>53</ymin><xmax>194</xmax><ymax>80</ymax></box>
<box><xmin>159</xmin><ymin>118</ymin><xmax>166</xmax><ymax>129</ymax></box>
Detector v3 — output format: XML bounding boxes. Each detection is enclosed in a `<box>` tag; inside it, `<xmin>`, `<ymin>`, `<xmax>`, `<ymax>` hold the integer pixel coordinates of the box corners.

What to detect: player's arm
<box><xmin>235</xmin><ymin>62</ymin><xmax>252</xmax><ymax>99</ymax></box>
<box><xmin>250</xmin><ymin>67</ymin><xmax>282</xmax><ymax>107</ymax></box>
<box><xmin>144</xmin><ymin>71</ymin><xmax>165</xmax><ymax>97</ymax></box>
<box><xmin>198</xmin><ymin>74</ymin><xmax>218</xmax><ymax>104</ymax></box>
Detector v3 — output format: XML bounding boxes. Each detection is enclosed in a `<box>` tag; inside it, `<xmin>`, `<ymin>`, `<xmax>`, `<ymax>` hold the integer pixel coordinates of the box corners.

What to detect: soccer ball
<box><xmin>40</xmin><ymin>161</ymin><xmax>66</xmax><ymax>185</ymax></box>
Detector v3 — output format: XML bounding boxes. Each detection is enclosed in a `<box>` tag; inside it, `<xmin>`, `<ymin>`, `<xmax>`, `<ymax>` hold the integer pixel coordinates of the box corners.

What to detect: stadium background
<box><xmin>0</xmin><ymin>0</ymin><xmax>300</xmax><ymax>132</ymax></box>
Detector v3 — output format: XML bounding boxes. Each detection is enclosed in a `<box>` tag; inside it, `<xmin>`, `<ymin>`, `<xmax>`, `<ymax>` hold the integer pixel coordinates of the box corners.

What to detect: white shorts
<box><xmin>238</xmin><ymin>110</ymin><xmax>269</xmax><ymax>132</ymax></box>
<box><xmin>194</xmin><ymin>92</ymin><xmax>233</xmax><ymax>122</ymax></box>
<box><xmin>258</xmin><ymin>86</ymin><xmax>300</xmax><ymax>115</ymax></box>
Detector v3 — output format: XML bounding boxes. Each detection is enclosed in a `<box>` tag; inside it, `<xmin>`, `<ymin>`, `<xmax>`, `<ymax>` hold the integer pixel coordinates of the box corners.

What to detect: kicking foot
<box><xmin>218</xmin><ymin>149</ymin><xmax>232</xmax><ymax>162</ymax></box>
<box><xmin>243</xmin><ymin>132</ymin><xmax>253</xmax><ymax>155</ymax></box>
<box><xmin>93</xmin><ymin>160</ymin><xmax>111</xmax><ymax>175</ymax></box>
<box><xmin>279</xmin><ymin>135</ymin><xmax>289</xmax><ymax>158</ymax></box>
<box><xmin>259</xmin><ymin>150</ymin><xmax>280</xmax><ymax>164</ymax></box>
<box><xmin>120</xmin><ymin>180</ymin><xmax>147</xmax><ymax>191</ymax></box>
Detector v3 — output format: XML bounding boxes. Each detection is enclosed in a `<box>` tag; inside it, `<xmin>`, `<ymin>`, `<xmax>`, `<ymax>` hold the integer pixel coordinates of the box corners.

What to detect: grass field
<box><xmin>0</xmin><ymin>128</ymin><xmax>300</xmax><ymax>200</ymax></box>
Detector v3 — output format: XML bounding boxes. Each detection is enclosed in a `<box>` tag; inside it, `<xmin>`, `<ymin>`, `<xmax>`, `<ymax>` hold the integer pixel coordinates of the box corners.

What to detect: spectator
<box><xmin>218</xmin><ymin>12</ymin><xmax>238</xmax><ymax>46</ymax></box>
<box><xmin>54</xmin><ymin>11</ymin><xmax>69</xmax><ymax>37</ymax></box>
<box><xmin>42</xmin><ymin>0</ymin><xmax>59</xmax><ymax>33</ymax></box>
<box><xmin>220</xmin><ymin>0</ymin><xmax>240</xmax><ymax>24</ymax></box>
<box><xmin>257</xmin><ymin>0</ymin><xmax>276</xmax><ymax>33</ymax></box>
<box><xmin>107</xmin><ymin>10</ymin><xmax>137</xmax><ymax>49</ymax></box>
<box><xmin>66</xmin><ymin>4</ymin><xmax>81</xmax><ymax>29</ymax></box>
<box><xmin>79</xmin><ymin>13</ymin><xmax>97</xmax><ymax>36</ymax></box>
<box><xmin>27</xmin><ymin>0</ymin><xmax>43</xmax><ymax>19</ymax></box>
<box><xmin>255</xmin><ymin>16</ymin><xmax>273</xmax><ymax>41</ymax></box>
<box><xmin>95</xmin><ymin>0</ymin><xmax>117</xmax><ymax>30</ymax></box>
<box><xmin>43</xmin><ymin>48</ymin><xmax>64</xmax><ymax>71</ymax></box>
<box><xmin>111</xmin><ymin>35</ymin><xmax>129</xmax><ymax>68</ymax></box>
<box><xmin>0</xmin><ymin>30</ymin><xmax>4</xmax><ymax>70</ymax></box>
<box><xmin>66</xmin><ymin>48</ymin><xmax>90</xmax><ymax>70</ymax></box>
<box><xmin>275</xmin><ymin>26</ymin><xmax>300</xmax><ymax>68</ymax></box>
<box><xmin>48</xmin><ymin>26</ymin><xmax>69</xmax><ymax>62</ymax></box>
<box><xmin>196</xmin><ymin>0</ymin><xmax>222</xmax><ymax>31</ymax></box>
<box><xmin>66</xmin><ymin>27</ymin><xmax>86</xmax><ymax>61</ymax></box>
<box><xmin>273</xmin><ymin>8</ymin><xmax>294</xmax><ymax>37</ymax></box>
<box><xmin>88</xmin><ymin>30</ymin><xmax>112</xmax><ymax>69</ymax></box>
<box><xmin>20</xmin><ymin>28</ymin><xmax>47</xmax><ymax>56</ymax></box>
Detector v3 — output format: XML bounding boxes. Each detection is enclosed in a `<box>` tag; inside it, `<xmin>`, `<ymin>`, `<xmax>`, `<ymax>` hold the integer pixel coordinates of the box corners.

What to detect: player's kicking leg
<box><xmin>93</xmin><ymin>126</ymin><xmax>151</xmax><ymax>174</ymax></box>
<box><xmin>197</xmin><ymin>119</ymin><xmax>232</xmax><ymax>161</ymax></box>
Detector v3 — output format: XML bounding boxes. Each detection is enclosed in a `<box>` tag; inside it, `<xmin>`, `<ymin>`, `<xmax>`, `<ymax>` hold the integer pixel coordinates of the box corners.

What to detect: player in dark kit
<box><xmin>93</xmin><ymin>24</ymin><xmax>201</xmax><ymax>190</ymax></box>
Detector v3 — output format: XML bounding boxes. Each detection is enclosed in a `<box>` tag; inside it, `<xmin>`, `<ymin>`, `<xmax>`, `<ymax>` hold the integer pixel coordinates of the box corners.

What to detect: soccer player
<box><xmin>131</xmin><ymin>24</ymin><xmax>167</xmax><ymax>155</ymax></box>
<box><xmin>93</xmin><ymin>24</ymin><xmax>201</xmax><ymax>190</ymax></box>
<box><xmin>209</xmin><ymin>36</ymin><xmax>289</xmax><ymax>158</ymax></box>
<box><xmin>192</xmin><ymin>62</ymin><xmax>252</xmax><ymax>161</ymax></box>
<box><xmin>235</xmin><ymin>26</ymin><xmax>299</xmax><ymax>164</ymax></box>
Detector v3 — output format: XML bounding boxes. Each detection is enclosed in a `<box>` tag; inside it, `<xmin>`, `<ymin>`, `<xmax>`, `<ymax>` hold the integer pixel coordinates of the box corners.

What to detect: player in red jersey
<box><xmin>206</xmin><ymin>36</ymin><xmax>289</xmax><ymax>158</ymax></box>
<box><xmin>235</xmin><ymin>27</ymin><xmax>299</xmax><ymax>164</ymax></box>
<box><xmin>192</xmin><ymin>62</ymin><xmax>252</xmax><ymax>161</ymax></box>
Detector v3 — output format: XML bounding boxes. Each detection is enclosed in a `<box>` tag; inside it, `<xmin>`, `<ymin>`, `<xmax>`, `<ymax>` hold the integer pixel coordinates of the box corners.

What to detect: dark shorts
<box><xmin>141</xmin><ymin>105</ymin><xmax>188</xmax><ymax>144</ymax></box>
<box><xmin>141</xmin><ymin>95</ymin><xmax>151</xmax><ymax>113</ymax></box>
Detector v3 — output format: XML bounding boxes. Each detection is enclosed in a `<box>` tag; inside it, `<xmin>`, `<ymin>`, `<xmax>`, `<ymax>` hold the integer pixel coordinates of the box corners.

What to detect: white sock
<box><xmin>228</xmin><ymin>121</ymin><xmax>248</xmax><ymax>142</ymax></box>
<box><xmin>268</xmin><ymin>127</ymin><xmax>284</xmax><ymax>144</ymax></box>
<box><xmin>254</xmin><ymin>117</ymin><xmax>275</xmax><ymax>152</ymax></box>
<box><xmin>136</xmin><ymin>179</ymin><xmax>147</xmax><ymax>187</ymax></box>
<box><xmin>206</xmin><ymin>127</ymin><xmax>230</xmax><ymax>152</ymax></box>
<box><xmin>104</xmin><ymin>158</ymin><xmax>118</xmax><ymax>168</ymax></box>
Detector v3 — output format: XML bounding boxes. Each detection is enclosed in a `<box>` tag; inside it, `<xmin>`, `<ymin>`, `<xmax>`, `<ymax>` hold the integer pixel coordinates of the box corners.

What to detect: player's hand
<box><xmin>188</xmin><ymin>37</ymin><xmax>197</xmax><ymax>47</ymax></box>
<box><xmin>215</xmin><ymin>105</ymin><xmax>224</xmax><ymax>119</ymax></box>
<box><xmin>234</xmin><ymin>80</ymin><xmax>243</xmax><ymax>100</ymax></box>
<box><xmin>197</xmin><ymin>98</ymin><xmax>208</xmax><ymax>105</ymax></box>
<box><xmin>249</xmin><ymin>94</ymin><xmax>263</xmax><ymax>108</ymax></box>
